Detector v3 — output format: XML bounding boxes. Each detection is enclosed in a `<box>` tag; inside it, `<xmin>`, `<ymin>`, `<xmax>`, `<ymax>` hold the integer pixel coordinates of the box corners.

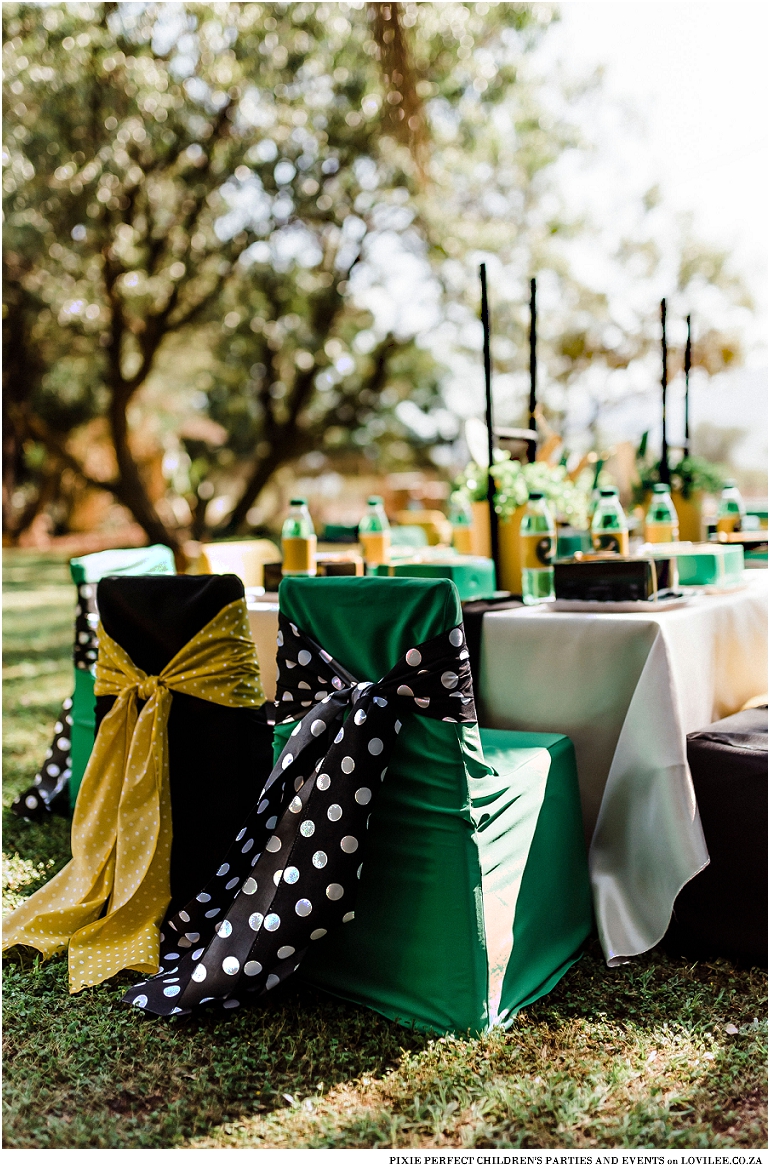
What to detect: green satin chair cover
<box><xmin>273</xmin><ymin>576</ymin><xmax>592</xmax><ymax>1034</ymax></box>
<box><xmin>68</xmin><ymin>545</ymin><xmax>176</xmax><ymax>807</ymax></box>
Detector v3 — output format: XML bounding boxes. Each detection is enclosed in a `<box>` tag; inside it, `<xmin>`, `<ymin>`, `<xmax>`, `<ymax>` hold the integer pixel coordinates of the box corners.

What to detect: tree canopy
<box><xmin>2</xmin><ymin>2</ymin><xmax>750</xmax><ymax>548</ymax></box>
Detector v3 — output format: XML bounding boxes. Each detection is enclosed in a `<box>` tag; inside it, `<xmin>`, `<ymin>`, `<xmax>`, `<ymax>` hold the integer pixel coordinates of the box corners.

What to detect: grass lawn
<box><xmin>2</xmin><ymin>550</ymin><xmax>767</xmax><ymax>1150</ymax></box>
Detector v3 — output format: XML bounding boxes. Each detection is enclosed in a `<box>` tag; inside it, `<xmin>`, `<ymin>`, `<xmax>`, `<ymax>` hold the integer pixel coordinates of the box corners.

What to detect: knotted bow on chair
<box><xmin>124</xmin><ymin>616</ymin><xmax>476</xmax><ymax>1017</ymax></box>
<box><xmin>3</xmin><ymin>598</ymin><xmax>264</xmax><ymax>993</ymax></box>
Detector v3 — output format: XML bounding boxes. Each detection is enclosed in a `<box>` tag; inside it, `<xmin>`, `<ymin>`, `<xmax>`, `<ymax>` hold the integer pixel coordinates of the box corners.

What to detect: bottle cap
<box><xmin>723</xmin><ymin>479</ymin><xmax>737</xmax><ymax>489</ymax></box>
<box><xmin>367</xmin><ymin>496</ymin><xmax>383</xmax><ymax>506</ymax></box>
<box><xmin>528</xmin><ymin>491</ymin><xmax>545</xmax><ymax>500</ymax></box>
<box><xmin>289</xmin><ymin>497</ymin><xmax>307</xmax><ymax>506</ymax></box>
<box><xmin>599</xmin><ymin>487</ymin><xmax>617</xmax><ymax>497</ymax></box>
<box><xmin>653</xmin><ymin>483</ymin><xmax>669</xmax><ymax>493</ymax></box>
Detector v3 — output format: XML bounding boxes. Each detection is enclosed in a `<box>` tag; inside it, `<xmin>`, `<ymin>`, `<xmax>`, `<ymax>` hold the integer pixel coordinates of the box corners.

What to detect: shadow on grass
<box><xmin>3</xmin><ymin>931</ymin><xmax>766</xmax><ymax>1149</ymax></box>
<box><xmin>3</xmin><ymin>552</ymin><xmax>766</xmax><ymax>1149</ymax></box>
<box><xmin>2</xmin><ymin>948</ymin><xmax>427</xmax><ymax>1149</ymax></box>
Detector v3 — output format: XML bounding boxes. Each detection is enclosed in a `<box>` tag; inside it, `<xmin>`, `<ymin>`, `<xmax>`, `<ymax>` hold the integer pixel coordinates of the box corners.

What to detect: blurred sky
<box><xmin>546</xmin><ymin>1</ymin><xmax>765</xmax><ymax>316</ymax></box>
<box><xmin>544</xmin><ymin>0</ymin><xmax>768</xmax><ymax>348</ymax></box>
<box><xmin>526</xmin><ymin>0</ymin><xmax>767</xmax><ymax>470</ymax></box>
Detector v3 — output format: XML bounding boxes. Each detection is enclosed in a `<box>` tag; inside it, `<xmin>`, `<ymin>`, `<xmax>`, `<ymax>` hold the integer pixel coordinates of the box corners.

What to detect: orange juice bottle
<box><xmin>358</xmin><ymin>496</ymin><xmax>391</xmax><ymax>566</ymax></box>
<box><xmin>716</xmin><ymin>479</ymin><xmax>745</xmax><ymax>535</ymax></box>
<box><xmin>281</xmin><ymin>498</ymin><xmax>317</xmax><ymax>576</ymax></box>
<box><xmin>644</xmin><ymin>483</ymin><xmax>679</xmax><ymax>544</ymax></box>
<box><xmin>520</xmin><ymin>491</ymin><xmax>556</xmax><ymax>604</ymax></box>
<box><xmin>591</xmin><ymin>487</ymin><xmax>629</xmax><ymax>555</ymax></box>
<box><xmin>450</xmin><ymin>493</ymin><xmax>474</xmax><ymax>555</ymax></box>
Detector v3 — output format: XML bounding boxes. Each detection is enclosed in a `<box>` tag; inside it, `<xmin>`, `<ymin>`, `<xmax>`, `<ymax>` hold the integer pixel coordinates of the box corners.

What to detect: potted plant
<box><xmin>632</xmin><ymin>434</ymin><xmax>724</xmax><ymax>543</ymax></box>
<box><xmin>454</xmin><ymin>456</ymin><xmax>593</xmax><ymax>593</ymax></box>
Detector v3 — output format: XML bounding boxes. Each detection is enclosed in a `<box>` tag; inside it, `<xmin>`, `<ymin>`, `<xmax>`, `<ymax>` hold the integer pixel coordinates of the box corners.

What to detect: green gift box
<box><xmin>556</xmin><ymin>528</ymin><xmax>592</xmax><ymax>559</ymax></box>
<box><xmin>677</xmin><ymin>544</ymin><xmax>745</xmax><ymax>588</ymax></box>
<box><xmin>367</xmin><ymin>556</ymin><xmax>496</xmax><ymax>601</ymax></box>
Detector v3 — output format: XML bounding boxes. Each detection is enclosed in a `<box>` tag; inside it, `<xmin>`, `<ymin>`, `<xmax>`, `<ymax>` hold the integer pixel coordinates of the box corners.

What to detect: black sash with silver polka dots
<box><xmin>13</xmin><ymin>580</ymin><xmax>99</xmax><ymax>821</ymax></box>
<box><xmin>73</xmin><ymin>582</ymin><xmax>100</xmax><ymax>671</ymax></box>
<box><xmin>123</xmin><ymin>616</ymin><xmax>475</xmax><ymax>1018</ymax></box>
<box><xmin>11</xmin><ymin>698</ymin><xmax>73</xmax><ymax>821</ymax></box>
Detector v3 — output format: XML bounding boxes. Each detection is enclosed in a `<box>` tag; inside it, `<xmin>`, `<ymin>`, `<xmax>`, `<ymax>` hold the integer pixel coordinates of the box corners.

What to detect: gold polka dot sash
<box><xmin>3</xmin><ymin>597</ymin><xmax>265</xmax><ymax>993</ymax></box>
<box><xmin>123</xmin><ymin>616</ymin><xmax>475</xmax><ymax>1017</ymax></box>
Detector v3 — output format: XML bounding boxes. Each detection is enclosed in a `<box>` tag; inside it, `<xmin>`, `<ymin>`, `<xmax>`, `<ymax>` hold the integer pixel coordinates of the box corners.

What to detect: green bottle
<box><xmin>358</xmin><ymin>496</ymin><xmax>391</xmax><ymax>565</ymax></box>
<box><xmin>645</xmin><ymin>483</ymin><xmax>679</xmax><ymax>544</ymax></box>
<box><xmin>716</xmin><ymin>479</ymin><xmax>745</xmax><ymax>535</ymax></box>
<box><xmin>282</xmin><ymin>497</ymin><xmax>317</xmax><ymax>576</ymax></box>
<box><xmin>520</xmin><ymin>491</ymin><xmax>556</xmax><ymax>604</ymax></box>
<box><xmin>591</xmin><ymin>487</ymin><xmax>629</xmax><ymax>555</ymax></box>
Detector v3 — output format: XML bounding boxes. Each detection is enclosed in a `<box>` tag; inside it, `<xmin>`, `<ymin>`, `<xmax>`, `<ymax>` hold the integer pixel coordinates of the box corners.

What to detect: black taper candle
<box><xmin>659</xmin><ymin>297</ymin><xmax>669</xmax><ymax>484</ymax></box>
<box><xmin>479</xmin><ymin>263</ymin><xmax>500</xmax><ymax>579</ymax></box>
<box><xmin>527</xmin><ymin>276</ymin><xmax>538</xmax><ymax>464</ymax></box>
<box><xmin>684</xmin><ymin>313</ymin><xmax>692</xmax><ymax>459</ymax></box>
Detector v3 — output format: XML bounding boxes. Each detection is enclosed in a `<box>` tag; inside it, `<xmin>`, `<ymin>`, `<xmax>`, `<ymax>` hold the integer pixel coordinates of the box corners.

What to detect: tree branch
<box><xmin>18</xmin><ymin>408</ymin><xmax>119</xmax><ymax>495</ymax></box>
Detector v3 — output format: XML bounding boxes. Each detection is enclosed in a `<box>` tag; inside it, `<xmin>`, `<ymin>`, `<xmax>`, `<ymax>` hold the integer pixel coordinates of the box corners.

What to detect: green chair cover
<box><xmin>273</xmin><ymin>576</ymin><xmax>592</xmax><ymax>1034</ymax></box>
<box><xmin>68</xmin><ymin>544</ymin><xmax>176</xmax><ymax>807</ymax></box>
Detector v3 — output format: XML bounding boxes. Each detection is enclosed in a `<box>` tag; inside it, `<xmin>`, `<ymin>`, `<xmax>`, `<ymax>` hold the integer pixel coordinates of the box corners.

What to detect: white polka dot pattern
<box><xmin>13</xmin><ymin>695</ymin><xmax>74</xmax><ymax>820</ymax></box>
<box><xmin>122</xmin><ymin>611</ymin><xmax>475</xmax><ymax>1017</ymax></box>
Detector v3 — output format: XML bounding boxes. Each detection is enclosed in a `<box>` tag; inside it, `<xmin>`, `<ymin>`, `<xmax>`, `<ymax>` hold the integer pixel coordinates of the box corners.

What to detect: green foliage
<box><xmin>206</xmin><ymin>291</ymin><xmax>444</xmax><ymax>469</ymax></box>
<box><xmin>632</xmin><ymin>455</ymin><xmax>725</xmax><ymax>507</ymax></box>
<box><xmin>2</xmin><ymin>3</ymin><xmax>754</xmax><ymax>543</ymax></box>
<box><xmin>2</xmin><ymin>1</ymin><xmax>551</xmax><ymax>538</ymax></box>
<box><xmin>455</xmin><ymin>455</ymin><xmax>595</xmax><ymax>529</ymax></box>
<box><xmin>2</xmin><ymin>551</ymin><xmax>767</xmax><ymax>1149</ymax></box>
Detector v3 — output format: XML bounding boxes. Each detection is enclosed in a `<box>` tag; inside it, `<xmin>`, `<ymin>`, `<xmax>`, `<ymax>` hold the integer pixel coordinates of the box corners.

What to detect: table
<box><xmin>247</xmin><ymin>597</ymin><xmax>280</xmax><ymax>701</ymax></box>
<box><xmin>479</xmin><ymin>572</ymin><xmax>768</xmax><ymax>965</ymax></box>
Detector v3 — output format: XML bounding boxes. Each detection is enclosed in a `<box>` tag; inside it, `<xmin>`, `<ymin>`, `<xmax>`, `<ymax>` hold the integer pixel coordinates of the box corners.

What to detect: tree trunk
<box><xmin>108</xmin><ymin>393</ymin><xmax>181</xmax><ymax>553</ymax></box>
<box><xmin>2</xmin><ymin>271</ymin><xmax>41</xmax><ymax>539</ymax></box>
<box><xmin>190</xmin><ymin>492</ymin><xmax>209</xmax><ymax>542</ymax></box>
<box><xmin>218</xmin><ymin>420</ymin><xmax>322</xmax><ymax>537</ymax></box>
<box><xmin>5</xmin><ymin>458</ymin><xmax>62</xmax><ymax>543</ymax></box>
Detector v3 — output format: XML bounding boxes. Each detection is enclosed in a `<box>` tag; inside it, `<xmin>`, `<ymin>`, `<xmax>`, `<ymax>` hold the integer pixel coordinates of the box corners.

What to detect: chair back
<box><xmin>96</xmin><ymin>574</ymin><xmax>273</xmax><ymax>905</ymax></box>
<box><xmin>274</xmin><ymin>576</ymin><xmax>492</xmax><ymax>1032</ymax></box>
<box><xmin>68</xmin><ymin>545</ymin><xmax>176</xmax><ymax>804</ymax></box>
<box><xmin>200</xmin><ymin>539</ymin><xmax>281</xmax><ymax>588</ymax></box>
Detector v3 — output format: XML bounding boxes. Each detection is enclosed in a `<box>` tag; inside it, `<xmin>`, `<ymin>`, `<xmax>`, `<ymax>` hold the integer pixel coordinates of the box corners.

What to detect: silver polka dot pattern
<box><xmin>122</xmin><ymin>610</ymin><xmax>475</xmax><ymax>1017</ymax></box>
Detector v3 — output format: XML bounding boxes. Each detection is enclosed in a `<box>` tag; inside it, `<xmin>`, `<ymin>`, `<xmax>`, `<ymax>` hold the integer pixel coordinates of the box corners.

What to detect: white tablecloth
<box><xmin>479</xmin><ymin>572</ymin><xmax>768</xmax><ymax>964</ymax></box>
<box><xmin>247</xmin><ymin>599</ymin><xmax>280</xmax><ymax>701</ymax></box>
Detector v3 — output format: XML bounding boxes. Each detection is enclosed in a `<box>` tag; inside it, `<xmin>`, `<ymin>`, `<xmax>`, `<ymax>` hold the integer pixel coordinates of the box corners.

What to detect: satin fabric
<box><xmin>122</xmin><ymin>614</ymin><xmax>476</xmax><ymax>1017</ymax></box>
<box><xmin>274</xmin><ymin>579</ymin><xmax>592</xmax><ymax>1034</ymax></box>
<box><xmin>3</xmin><ymin>597</ymin><xmax>264</xmax><ymax>992</ymax></box>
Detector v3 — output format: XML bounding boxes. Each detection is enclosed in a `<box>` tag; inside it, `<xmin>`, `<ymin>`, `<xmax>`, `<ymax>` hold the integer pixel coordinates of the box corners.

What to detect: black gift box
<box><xmin>95</xmin><ymin>574</ymin><xmax>274</xmax><ymax>907</ymax></box>
<box><xmin>263</xmin><ymin>557</ymin><xmax>363</xmax><ymax>591</ymax></box>
<box><xmin>554</xmin><ymin>553</ymin><xmax>678</xmax><ymax>603</ymax></box>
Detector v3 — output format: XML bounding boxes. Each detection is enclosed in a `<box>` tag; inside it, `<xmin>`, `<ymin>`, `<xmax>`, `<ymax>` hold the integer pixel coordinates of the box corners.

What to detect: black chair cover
<box><xmin>663</xmin><ymin>705</ymin><xmax>768</xmax><ymax>965</ymax></box>
<box><xmin>95</xmin><ymin>574</ymin><xmax>275</xmax><ymax>908</ymax></box>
